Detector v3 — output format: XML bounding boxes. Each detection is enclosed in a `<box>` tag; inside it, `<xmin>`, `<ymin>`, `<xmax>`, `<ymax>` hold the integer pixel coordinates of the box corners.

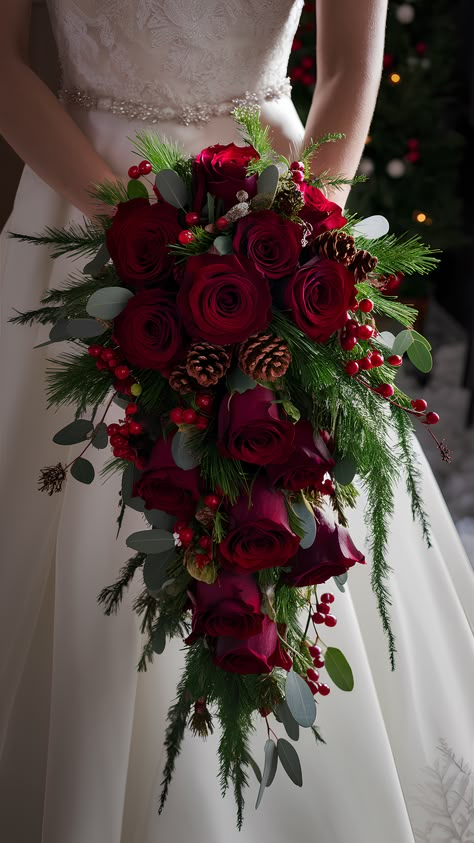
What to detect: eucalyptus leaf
<box><xmin>171</xmin><ymin>430</ymin><xmax>200</xmax><ymax>470</ymax></box>
<box><xmin>257</xmin><ymin>164</ymin><xmax>279</xmax><ymax>200</ymax></box>
<box><xmin>244</xmin><ymin>752</ymin><xmax>262</xmax><ymax>784</ymax></box>
<box><xmin>285</xmin><ymin>670</ymin><xmax>317</xmax><ymax>728</ymax></box>
<box><xmin>333</xmin><ymin>455</ymin><xmax>357</xmax><ymax>486</ymax></box>
<box><xmin>352</xmin><ymin>214</ymin><xmax>389</xmax><ymax>239</ymax></box>
<box><xmin>410</xmin><ymin>329</ymin><xmax>431</xmax><ymax>350</ymax></box>
<box><xmin>144</xmin><ymin>508</ymin><xmax>175</xmax><ymax>530</ymax></box>
<box><xmin>407</xmin><ymin>340</ymin><xmax>432</xmax><ymax>373</ymax></box>
<box><xmin>378</xmin><ymin>331</ymin><xmax>396</xmax><ymax>349</ymax></box>
<box><xmin>83</xmin><ymin>243</ymin><xmax>110</xmax><ymax>276</ymax></box>
<box><xmin>277</xmin><ymin>738</ymin><xmax>303</xmax><ymax>787</ymax></box>
<box><xmin>91</xmin><ymin>422</ymin><xmax>108</xmax><ymax>450</ymax></box>
<box><xmin>70</xmin><ymin>457</ymin><xmax>95</xmax><ymax>485</ymax></box>
<box><xmin>226</xmin><ymin>366</ymin><xmax>258</xmax><ymax>394</ymax></box>
<box><xmin>121</xmin><ymin>463</ymin><xmax>146</xmax><ymax>512</ymax></box>
<box><xmin>49</xmin><ymin>319</ymin><xmax>70</xmax><ymax>341</ymax></box>
<box><xmin>126</xmin><ymin>528</ymin><xmax>175</xmax><ymax>554</ymax></box>
<box><xmin>113</xmin><ymin>394</ymin><xmax>130</xmax><ymax>410</ymax></box>
<box><xmin>325</xmin><ymin>647</ymin><xmax>354</xmax><ymax>691</ymax></box>
<box><xmin>127</xmin><ymin>178</ymin><xmax>149</xmax><ymax>199</ymax></box>
<box><xmin>213</xmin><ymin>235</ymin><xmax>233</xmax><ymax>255</ymax></box>
<box><xmin>86</xmin><ymin>286</ymin><xmax>134</xmax><ymax>320</ymax></box>
<box><xmin>155</xmin><ymin>169</ymin><xmax>188</xmax><ymax>208</ymax></box>
<box><xmin>143</xmin><ymin>549</ymin><xmax>176</xmax><ymax>593</ymax></box>
<box><xmin>152</xmin><ymin>625</ymin><xmax>166</xmax><ymax>655</ymax></box>
<box><xmin>53</xmin><ymin>419</ymin><xmax>93</xmax><ymax>445</ymax></box>
<box><xmin>275</xmin><ymin>700</ymin><xmax>300</xmax><ymax>741</ymax></box>
<box><xmin>334</xmin><ymin>572</ymin><xmax>348</xmax><ymax>592</ymax></box>
<box><xmin>206</xmin><ymin>192</ymin><xmax>216</xmax><ymax>223</ymax></box>
<box><xmin>292</xmin><ymin>499</ymin><xmax>316</xmax><ymax>550</ymax></box>
<box><xmin>66</xmin><ymin>318</ymin><xmax>107</xmax><ymax>339</ymax></box>
<box><xmin>391</xmin><ymin>329</ymin><xmax>414</xmax><ymax>357</ymax></box>
<box><xmin>255</xmin><ymin>740</ymin><xmax>278</xmax><ymax>810</ymax></box>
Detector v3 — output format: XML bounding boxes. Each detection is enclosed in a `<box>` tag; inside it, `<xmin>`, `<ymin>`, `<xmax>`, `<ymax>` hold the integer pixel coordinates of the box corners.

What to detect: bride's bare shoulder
<box><xmin>0</xmin><ymin>0</ymin><xmax>32</xmax><ymax>61</ymax></box>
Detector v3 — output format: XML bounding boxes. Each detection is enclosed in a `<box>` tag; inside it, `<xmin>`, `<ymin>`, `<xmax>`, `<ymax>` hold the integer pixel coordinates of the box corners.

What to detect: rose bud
<box><xmin>213</xmin><ymin>616</ymin><xmax>293</xmax><ymax>674</ymax></box>
<box><xmin>283</xmin><ymin>508</ymin><xmax>365</xmax><ymax>587</ymax></box>
<box><xmin>217</xmin><ymin>385</ymin><xmax>295</xmax><ymax>465</ymax></box>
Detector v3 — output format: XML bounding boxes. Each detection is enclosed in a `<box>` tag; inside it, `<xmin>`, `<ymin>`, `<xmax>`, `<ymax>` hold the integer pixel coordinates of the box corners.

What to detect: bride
<box><xmin>1</xmin><ymin>1</ymin><xmax>473</xmax><ymax>841</ymax></box>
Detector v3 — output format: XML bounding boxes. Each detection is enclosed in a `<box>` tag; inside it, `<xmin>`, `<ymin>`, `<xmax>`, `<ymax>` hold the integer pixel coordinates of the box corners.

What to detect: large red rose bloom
<box><xmin>300</xmin><ymin>184</ymin><xmax>347</xmax><ymax>238</ymax></box>
<box><xmin>113</xmin><ymin>288</ymin><xmax>185</xmax><ymax>375</ymax></box>
<box><xmin>193</xmin><ymin>143</ymin><xmax>259</xmax><ymax>212</ymax></box>
<box><xmin>285</xmin><ymin>256</ymin><xmax>355</xmax><ymax>343</ymax></box>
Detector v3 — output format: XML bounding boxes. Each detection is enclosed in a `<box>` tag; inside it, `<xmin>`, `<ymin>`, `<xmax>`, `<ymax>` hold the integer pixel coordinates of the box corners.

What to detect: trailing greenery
<box><xmin>97</xmin><ymin>554</ymin><xmax>145</xmax><ymax>615</ymax></box>
<box><xmin>391</xmin><ymin>406</ymin><xmax>432</xmax><ymax>546</ymax></box>
<box><xmin>132</xmin><ymin>131</ymin><xmax>193</xmax><ymax>183</ymax></box>
<box><xmin>46</xmin><ymin>351</ymin><xmax>112</xmax><ymax>412</ymax></box>
<box><xmin>9</xmin><ymin>219</ymin><xmax>107</xmax><ymax>260</ymax></box>
<box><xmin>10</xmin><ymin>268</ymin><xmax>119</xmax><ymax>328</ymax></box>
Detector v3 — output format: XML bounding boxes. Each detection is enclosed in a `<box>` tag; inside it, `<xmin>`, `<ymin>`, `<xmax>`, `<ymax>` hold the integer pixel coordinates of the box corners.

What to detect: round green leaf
<box><xmin>213</xmin><ymin>235</ymin><xmax>233</xmax><ymax>255</ymax></box>
<box><xmin>292</xmin><ymin>499</ymin><xmax>316</xmax><ymax>550</ymax></box>
<box><xmin>285</xmin><ymin>670</ymin><xmax>317</xmax><ymax>728</ymax></box>
<box><xmin>255</xmin><ymin>739</ymin><xmax>278</xmax><ymax>809</ymax></box>
<box><xmin>49</xmin><ymin>319</ymin><xmax>70</xmax><ymax>341</ymax></box>
<box><xmin>333</xmin><ymin>455</ymin><xmax>357</xmax><ymax>486</ymax></box>
<box><xmin>226</xmin><ymin>367</ymin><xmax>258</xmax><ymax>394</ymax></box>
<box><xmin>155</xmin><ymin>169</ymin><xmax>188</xmax><ymax>208</ymax></box>
<box><xmin>334</xmin><ymin>572</ymin><xmax>348</xmax><ymax>592</ymax></box>
<box><xmin>126</xmin><ymin>529</ymin><xmax>175</xmax><ymax>554</ymax></box>
<box><xmin>275</xmin><ymin>700</ymin><xmax>299</xmax><ymax>741</ymax></box>
<box><xmin>171</xmin><ymin>430</ymin><xmax>200</xmax><ymax>470</ymax></box>
<box><xmin>83</xmin><ymin>243</ymin><xmax>110</xmax><ymax>276</ymax></box>
<box><xmin>143</xmin><ymin>549</ymin><xmax>176</xmax><ymax>594</ymax></box>
<box><xmin>70</xmin><ymin>457</ymin><xmax>95</xmax><ymax>485</ymax></box>
<box><xmin>411</xmin><ymin>329</ymin><xmax>432</xmax><ymax>350</ymax></box>
<box><xmin>144</xmin><ymin>508</ymin><xmax>175</xmax><ymax>530</ymax></box>
<box><xmin>407</xmin><ymin>340</ymin><xmax>433</xmax><ymax>373</ymax></box>
<box><xmin>277</xmin><ymin>738</ymin><xmax>303</xmax><ymax>787</ymax></box>
<box><xmin>391</xmin><ymin>329</ymin><xmax>414</xmax><ymax>357</ymax></box>
<box><xmin>257</xmin><ymin>164</ymin><xmax>279</xmax><ymax>199</ymax></box>
<box><xmin>121</xmin><ymin>463</ymin><xmax>146</xmax><ymax>511</ymax></box>
<box><xmin>325</xmin><ymin>647</ymin><xmax>354</xmax><ymax>691</ymax></box>
<box><xmin>244</xmin><ymin>752</ymin><xmax>262</xmax><ymax>784</ymax></box>
<box><xmin>91</xmin><ymin>422</ymin><xmax>108</xmax><ymax>449</ymax></box>
<box><xmin>86</xmin><ymin>286</ymin><xmax>134</xmax><ymax>319</ymax></box>
<box><xmin>127</xmin><ymin>178</ymin><xmax>149</xmax><ymax>199</ymax></box>
<box><xmin>53</xmin><ymin>419</ymin><xmax>93</xmax><ymax>445</ymax></box>
<box><xmin>152</xmin><ymin>625</ymin><xmax>166</xmax><ymax>655</ymax></box>
<box><xmin>66</xmin><ymin>318</ymin><xmax>107</xmax><ymax>338</ymax></box>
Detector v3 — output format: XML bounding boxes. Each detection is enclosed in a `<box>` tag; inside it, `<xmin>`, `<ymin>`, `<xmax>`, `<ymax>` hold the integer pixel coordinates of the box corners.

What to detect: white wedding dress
<box><xmin>1</xmin><ymin>2</ymin><xmax>473</xmax><ymax>841</ymax></box>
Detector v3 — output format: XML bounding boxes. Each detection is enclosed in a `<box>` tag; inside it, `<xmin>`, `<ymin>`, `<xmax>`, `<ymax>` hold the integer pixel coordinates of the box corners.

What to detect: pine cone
<box><xmin>186</xmin><ymin>342</ymin><xmax>231</xmax><ymax>387</ymax></box>
<box><xmin>168</xmin><ymin>363</ymin><xmax>198</xmax><ymax>395</ymax></box>
<box><xmin>238</xmin><ymin>331</ymin><xmax>291</xmax><ymax>382</ymax></box>
<box><xmin>195</xmin><ymin>506</ymin><xmax>215</xmax><ymax>528</ymax></box>
<box><xmin>349</xmin><ymin>249</ymin><xmax>378</xmax><ymax>282</ymax></box>
<box><xmin>272</xmin><ymin>176</ymin><xmax>305</xmax><ymax>217</ymax></box>
<box><xmin>313</xmin><ymin>229</ymin><xmax>357</xmax><ymax>266</ymax></box>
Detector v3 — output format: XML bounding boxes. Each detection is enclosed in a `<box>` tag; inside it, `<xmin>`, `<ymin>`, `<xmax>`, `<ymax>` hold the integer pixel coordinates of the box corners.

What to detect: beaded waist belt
<box><xmin>59</xmin><ymin>78</ymin><xmax>292</xmax><ymax>126</ymax></box>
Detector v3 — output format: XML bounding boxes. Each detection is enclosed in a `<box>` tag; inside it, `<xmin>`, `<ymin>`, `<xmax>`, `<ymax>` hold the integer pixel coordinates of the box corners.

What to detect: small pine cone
<box><xmin>313</xmin><ymin>229</ymin><xmax>357</xmax><ymax>266</ymax></box>
<box><xmin>238</xmin><ymin>331</ymin><xmax>291</xmax><ymax>382</ymax></box>
<box><xmin>273</xmin><ymin>177</ymin><xmax>305</xmax><ymax>217</ymax></box>
<box><xmin>349</xmin><ymin>249</ymin><xmax>378</xmax><ymax>282</ymax></box>
<box><xmin>169</xmin><ymin>363</ymin><xmax>198</xmax><ymax>395</ymax></box>
<box><xmin>186</xmin><ymin>342</ymin><xmax>231</xmax><ymax>387</ymax></box>
<box><xmin>195</xmin><ymin>506</ymin><xmax>215</xmax><ymax>528</ymax></box>
<box><xmin>38</xmin><ymin>462</ymin><xmax>67</xmax><ymax>495</ymax></box>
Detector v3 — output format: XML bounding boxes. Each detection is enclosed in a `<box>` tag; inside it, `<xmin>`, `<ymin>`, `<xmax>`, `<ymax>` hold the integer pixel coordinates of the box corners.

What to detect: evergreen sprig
<box><xmin>46</xmin><ymin>351</ymin><xmax>112</xmax><ymax>412</ymax></box>
<box><xmin>391</xmin><ymin>406</ymin><xmax>432</xmax><ymax>546</ymax></box>
<box><xmin>9</xmin><ymin>219</ymin><xmax>106</xmax><ymax>260</ymax></box>
<box><xmin>353</xmin><ymin>232</ymin><xmax>440</xmax><ymax>277</ymax></box>
<box><xmin>132</xmin><ymin>131</ymin><xmax>193</xmax><ymax>183</ymax></box>
<box><xmin>88</xmin><ymin>178</ymin><xmax>129</xmax><ymax>207</ymax></box>
<box><xmin>356</xmin><ymin>282</ymin><xmax>416</xmax><ymax>327</ymax></box>
<box><xmin>168</xmin><ymin>226</ymin><xmax>215</xmax><ymax>257</ymax></box>
<box><xmin>309</xmin><ymin>171</ymin><xmax>368</xmax><ymax>192</ymax></box>
<box><xmin>231</xmin><ymin>106</ymin><xmax>281</xmax><ymax>174</ymax></box>
<box><xmin>97</xmin><ymin>554</ymin><xmax>145</xmax><ymax>615</ymax></box>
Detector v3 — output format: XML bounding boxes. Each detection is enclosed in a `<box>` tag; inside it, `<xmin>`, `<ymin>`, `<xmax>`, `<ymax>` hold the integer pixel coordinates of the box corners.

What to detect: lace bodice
<box><xmin>46</xmin><ymin>0</ymin><xmax>304</xmax><ymax>120</ymax></box>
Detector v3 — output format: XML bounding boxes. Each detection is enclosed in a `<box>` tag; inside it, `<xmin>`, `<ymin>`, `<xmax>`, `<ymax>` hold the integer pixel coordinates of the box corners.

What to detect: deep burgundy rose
<box><xmin>105</xmin><ymin>198</ymin><xmax>181</xmax><ymax>288</ymax></box>
<box><xmin>193</xmin><ymin>143</ymin><xmax>259</xmax><ymax>212</ymax></box>
<box><xmin>133</xmin><ymin>435</ymin><xmax>200</xmax><ymax>521</ymax></box>
<box><xmin>266</xmin><ymin>421</ymin><xmax>335</xmax><ymax>491</ymax></box>
<box><xmin>177</xmin><ymin>253</ymin><xmax>272</xmax><ymax>345</ymax></box>
<box><xmin>113</xmin><ymin>288</ymin><xmax>185</xmax><ymax>374</ymax></box>
<box><xmin>283</xmin><ymin>508</ymin><xmax>365</xmax><ymax>587</ymax></box>
<box><xmin>233</xmin><ymin>210</ymin><xmax>302</xmax><ymax>281</ymax></box>
<box><xmin>218</xmin><ymin>385</ymin><xmax>295</xmax><ymax>465</ymax></box>
<box><xmin>188</xmin><ymin>570</ymin><xmax>264</xmax><ymax>641</ymax></box>
<box><xmin>285</xmin><ymin>256</ymin><xmax>355</xmax><ymax>343</ymax></box>
<box><xmin>219</xmin><ymin>476</ymin><xmax>300</xmax><ymax>573</ymax></box>
<box><xmin>299</xmin><ymin>184</ymin><xmax>347</xmax><ymax>238</ymax></box>
<box><xmin>213</xmin><ymin>616</ymin><xmax>293</xmax><ymax>674</ymax></box>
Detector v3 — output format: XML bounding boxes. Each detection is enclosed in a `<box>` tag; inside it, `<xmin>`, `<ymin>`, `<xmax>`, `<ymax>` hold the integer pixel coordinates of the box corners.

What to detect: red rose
<box><xmin>266</xmin><ymin>421</ymin><xmax>335</xmax><ymax>491</ymax></box>
<box><xmin>113</xmin><ymin>288</ymin><xmax>185</xmax><ymax>375</ymax></box>
<box><xmin>105</xmin><ymin>198</ymin><xmax>181</xmax><ymax>288</ymax></box>
<box><xmin>283</xmin><ymin>508</ymin><xmax>365</xmax><ymax>587</ymax></box>
<box><xmin>300</xmin><ymin>184</ymin><xmax>347</xmax><ymax>238</ymax></box>
<box><xmin>177</xmin><ymin>253</ymin><xmax>272</xmax><ymax>345</ymax></box>
<box><xmin>285</xmin><ymin>256</ymin><xmax>355</xmax><ymax>343</ymax></box>
<box><xmin>217</xmin><ymin>385</ymin><xmax>295</xmax><ymax>465</ymax></box>
<box><xmin>133</xmin><ymin>435</ymin><xmax>200</xmax><ymax>521</ymax></box>
<box><xmin>193</xmin><ymin>143</ymin><xmax>259</xmax><ymax>212</ymax></box>
<box><xmin>187</xmin><ymin>570</ymin><xmax>264</xmax><ymax>641</ymax></box>
<box><xmin>233</xmin><ymin>210</ymin><xmax>302</xmax><ymax>281</ymax></box>
<box><xmin>213</xmin><ymin>616</ymin><xmax>292</xmax><ymax>674</ymax></box>
<box><xmin>219</xmin><ymin>476</ymin><xmax>300</xmax><ymax>573</ymax></box>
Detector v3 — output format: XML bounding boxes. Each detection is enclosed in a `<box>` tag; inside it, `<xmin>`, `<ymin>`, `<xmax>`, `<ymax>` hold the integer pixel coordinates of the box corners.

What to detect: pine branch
<box><xmin>168</xmin><ymin>226</ymin><xmax>215</xmax><ymax>257</ymax></box>
<box><xmin>391</xmin><ymin>406</ymin><xmax>432</xmax><ymax>546</ymax></box>
<box><xmin>158</xmin><ymin>678</ymin><xmax>193</xmax><ymax>814</ymax></box>
<box><xmin>353</xmin><ymin>232</ymin><xmax>440</xmax><ymax>276</ymax></box>
<box><xmin>8</xmin><ymin>220</ymin><xmax>106</xmax><ymax>260</ymax></box>
<box><xmin>9</xmin><ymin>305</ymin><xmax>62</xmax><ymax>327</ymax></box>
<box><xmin>133</xmin><ymin>588</ymin><xmax>158</xmax><ymax>637</ymax></box>
<box><xmin>301</xmin><ymin>133</ymin><xmax>345</xmax><ymax>166</ymax></box>
<box><xmin>97</xmin><ymin>554</ymin><xmax>145</xmax><ymax>615</ymax></box>
<box><xmin>46</xmin><ymin>351</ymin><xmax>112</xmax><ymax>412</ymax></box>
<box><xmin>88</xmin><ymin>178</ymin><xmax>129</xmax><ymax>207</ymax></box>
<box><xmin>231</xmin><ymin>106</ymin><xmax>279</xmax><ymax>174</ymax></box>
<box><xmin>131</xmin><ymin>131</ymin><xmax>193</xmax><ymax>182</ymax></box>
<box><xmin>309</xmin><ymin>171</ymin><xmax>367</xmax><ymax>191</ymax></box>
<box><xmin>200</xmin><ymin>442</ymin><xmax>248</xmax><ymax>504</ymax></box>
<box><xmin>356</xmin><ymin>282</ymin><xmax>417</xmax><ymax>327</ymax></box>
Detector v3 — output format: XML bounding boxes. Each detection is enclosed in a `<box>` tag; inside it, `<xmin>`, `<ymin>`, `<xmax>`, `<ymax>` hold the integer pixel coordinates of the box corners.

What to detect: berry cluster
<box><xmin>106</xmin><ymin>402</ymin><xmax>144</xmax><ymax>465</ymax></box>
<box><xmin>127</xmin><ymin>159</ymin><xmax>153</xmax><ymax>180</ymax></box>
<box><xmin>170</xmin><ymin>393</ymin><xmax>214</xmax><ymax>431</ymax></box>
<box><xmin>306</xmin><ymin>642</ymin><xmax>330</xmax><ymax>697</ymax></box>
<box><xmin>88</xmin><ymin>343</ymin><xmax>142</xmax><ymax>398</ymax></box>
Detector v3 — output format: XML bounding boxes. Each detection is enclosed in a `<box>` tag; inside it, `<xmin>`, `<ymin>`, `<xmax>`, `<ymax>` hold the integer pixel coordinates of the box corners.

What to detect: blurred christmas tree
<box><xmin>290</xmin><ymin>0</ymin><xmax>465</xmax><ymax>295</ymax></box>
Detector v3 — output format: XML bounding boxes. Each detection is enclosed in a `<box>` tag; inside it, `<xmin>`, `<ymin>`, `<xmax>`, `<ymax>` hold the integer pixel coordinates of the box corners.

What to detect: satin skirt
<box><xmin>1</xmin><ymin>99</ymin><xmax>473</xmax><ymax>842</ymax></box>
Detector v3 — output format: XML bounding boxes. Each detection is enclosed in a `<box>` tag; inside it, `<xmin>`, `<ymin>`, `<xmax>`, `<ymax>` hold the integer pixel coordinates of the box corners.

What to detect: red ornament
<box><xmin>185</xmin><ymin>211</ymin><xmax>200</xmax><ymax>226</ymax></box>
<box><xmin>128</xmin><ymin>165</ymin><xmax>140</xmax><ymax>180</ymax></box>
<box><xmin>425</xmin><ymin>411</ymin><xmax>440</xmax><ymax>425</ymax></box>
<box><xmin>388</xmin><ymin>355</ymin><xmax>403</xmax><ymax>367</ymax></box>
<box><xmin>204</xmin><ymin>494</ymin><xmax>220</xmax><ymax>510</ymax></box>
<box><xmin>316</xmin><ymin>602</ymin><xmax>330</xmax><ymax>615</ymax></box>
<box><xmin>178</xmin><ymin>229</ymin><xmax>195</xmax><ymax>245</ymax></box>
<box><xmin>359</xmin><ymin>355</ymin><xmax>373</xmax><ymax>370</ymax></box>
<box><xmin>405</xmin><ymin>150</ymin><xmax>420</xmax><ymax>164</ymax></box>
<box><xmin>324</xmin><ymin>614</ymin><xmax>337</xmax><ymax>627</ymax></box>
<box><xmin>101</xmin><ymin>348</ymin><xmax>115</xmax><ymax>361</ymax></box>
<box><xmin>118</xmin><ymin>423</ymin><xmax>130</xmax><ymax>436</ymax></box>
<box><xmin>307</xmin><ymin>668</ymin><xmax>319</xmax><ymax>683</ymax></box>
<box><xmin>307</xmin><ymin>681</ymin><xmax>319</xmax><ymax>696</ymax></box>
<box><xmin>138</xmin><ymin>160</ymin><xmax>152</xmax><ymax>175</ymax></box>
<box><xmin>344</xmin><ymin>360</ymin><xmax>359</xmax><ymax>377</ymax></box>
<box><xmin>357</xmin><ymin>324</ymin><xmax>374</xmax><ymax>341</ymax></box>
<box><xmin>170</xmin><ymin>407</ymin><xmax>184</xmax><ymax>424</ymax></box>
<box><xmin>411</xmin><ymin>398</ymin><xmax>427</xmax><ymax>412</ymax></box>
<box><xmin>114</xmin><ymin>365</ymin><xmax>130</xmax><ymax>380</ymax></box>
<box><xmin>312</xmin><ymin>611</ymin><xmax>326</xmax><ymax>624</ymax></box>
<box><xmin>199</xmin><ymin>535</ymin><xmax>212</xmax><ymax>551</ymax></box>
<box><xmin>110</xmin><ymin>434</ymin><xmax>127</xmax><ymax>448</ymax></box>
<box><xmin>320</xmin><ymin>592</ymin><xmax>334</xmax><ymax>604</ymax></box>
<box><xmin>313</xmin><ymin>655</ymin><xmax>325</xmax><ymax>669</ymax></box>
<box><xmin>182</xmin><ymin>408</ymin><xmax>197</xmax><ymax>425</ymax></box>
<box><xmin>195</xmin><ymin>416</ymin><xmax>209</xmax><ymax>430</ymax></box>
<box><xmin>345</xmin><ymin>318</ymin><xmax>359</xmax><ymax>336</ymax></box>
<box><xmin>215</xmin><ymin>216</ymin><xmax>230</xmax><ymax>231</ymax></box>
<box><xmin>359</xmin><ymin>298</ymin><xmax>374</xmax><ymax>313</ymax></box>
<box><xmin>88</xmin><ymin>344</ymin><xmax>102</xmax><ymax>357</ymax></box>
<box><xmin>308</xmin><ymin>644</ymin><xmax>322</xmax><ymax>658</ymax></box>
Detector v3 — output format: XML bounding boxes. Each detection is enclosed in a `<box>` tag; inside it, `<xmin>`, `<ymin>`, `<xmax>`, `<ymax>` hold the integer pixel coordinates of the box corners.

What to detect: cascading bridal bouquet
<box><xmin>11</xmin><ymin>107</ymin><xmax>446</xmax><ymax>828</ymax></box>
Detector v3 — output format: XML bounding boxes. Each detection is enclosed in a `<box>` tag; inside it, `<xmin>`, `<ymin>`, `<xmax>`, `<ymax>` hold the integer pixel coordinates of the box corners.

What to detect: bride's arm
<box><xmin>302</xmin><ymin>0</ymin><xmax>388</xmax><ymax>206</ymax></box>
<box><xmin>0</xmin><ymin>0</ymin><xmax>118</xmax><ymax>218</ymax></box>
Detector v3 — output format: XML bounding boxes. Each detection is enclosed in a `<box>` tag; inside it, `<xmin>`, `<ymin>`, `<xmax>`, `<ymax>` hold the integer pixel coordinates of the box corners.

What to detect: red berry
<box><xmin>199</xmin><ymin>535</ymin><xmax>212</xmax><ymax>551</ymax></box>
<box><xmin>322</xmin><ymin>479</ymin><xmax>335</xmax><ymax>496</ymax></box>
<box><xmin>292</xmin><ymin>169</ymin><xmax>305</xmax><ymax>183</ymax></box>
<box><xmin>370</xmin><ymin>351</ymin><xmax>384</xmax><ymax>368</ymax></box>
<box><xmin>128</xmin><ymin>165</ymin><xmax>140</xmax><ymax>179</ymax></box>
<box><xmin>174</xmin><ymin>521</ymin><xmax>188</xmax><ymax>533</ymax></box>
<box><xmin>216</xmin><ymin>216</ymin><xmax>229</xmax><ymax>231</ymax></box>
<box><xmin>114</xmin><ymin>365</ymin><xmax>130</xmax><ymax>380</ymax></box>
<box><xmin>113</xmin><ymin>447</ymin><xmax>128</xmax><ymax>458</ymax></box>
<box><xmin>107</xmin><ymin>356</ymin><xmax>119</xmax><ymax>368</ymax></box>
<box><xmin>377</xmin><ymin>383</ymin><xmax>394</xmax><ymax>399</ymax></box>
<box><xmin>185</xmin><ymin>211</ymin><xmax>200</xmax><ymax>225</ymax></box>
<box><xmin>96</xmin><ymin>359</ymin><xmax>109</xmax><ymax>371</ymax></box>
<box><xmin>182</xmin><ymin>408</ymin><xmax>197</xmax><ymax>425</ymax></box>
<box><xmin>318</xmin><ymin>683</ymin><xmax>331</xmax><ymax>696</ymax></box>
<box><xmin>340</xmin><ymin>334</ymin><xmax>358</xmax><ymax>351</ymax></box>
<box><xmin>359</xmin><ymin>298</ymin><xmax>374</xmax><ymax>313</ymax></box>
<box><xmin>290</xmin><ymin>160</ymin><xmax>305</xmax><ymax>171</ymax></box>
<box><xmin>88</xmin><ymin>345</ymin><xmax>102</xmax><ymax>357</ymax></box>
<box><xmin>411</xmin><ymin>398</ymin><xmax>427</xmax><ymax>412</ymax></box>
<box><xmin>344</xmin><ymin>360</ymin><xmax>360</xmax><ymax>377</ymax></box>
<box><xmin>134</xmin><ymin>457</ymin><xmax>146</xmax><ymax>471</ymax></box>
<box><xmin>128</xmin><ymin>421</ymin><xmax>143</xmax><ymax>435</ymax></box>
<box><xmin>359</xmin><ymin>355</ymin><xmax>373</xmax><ymax>370</ymax></box>
<box><xmin>118</xmin><ymin>424</ymin><xmax>130</xmax><ymax>437</ymax></box>
<box><xmin>178</xmin><ymin>229</ymin><xmax>195</xmax><ymax>245</ymax></box>
<box><xmin>196</xmin><ymin>416</ymin><xmax>209</xmax><ymax>430</ymax></box>
<box><xmin>388</xmin><ymin>355</ymin><xmax>403</xmax><ymax>367</ymax></box>
<box><xmin>101</xmin><ymin>348</ymin><xmax>114</xmax><ymax>361</ymax></box>
<box><xmin>106</xmin><ymin>423</ymin><xmax>120</xmax><ymax>436</ymax></box>
<box><xmin>110</xmin><ymin>434</ymin><xmax>127</xmax><ymax>448</ymax></box>
<box><xmin>307</xmin><ymin>668</ymin><xmax>320</xmax><ymax>682</ymax></box>
<box><xmin>170</xmin><ymin>407</ymin><xmax>184</xmax><ymax>424</ymax></box>
<box><xmin>196</xmin><ymin>393</ymin><xmax>213</xmax><ymax>410</ymax></box>
<box><xmin>425</xmin><ymin>411</ymin><xmax>440</xmax><ymax>425</ymax></box>
<box><xmin>345</xmin><ymin>319</ymin><xmax>359</xmax><ymax>336</ymax></box>
<box><xmin>312</xmin><ymin>612</ymin><xmax>325</xmax><ymax>624</ymax></box>
<box><xmin>324</xmin><ymin>614</ymin><xmax>337</xmax><ymax>627</ymax></box>
<box><xmin>138</xmin><ymin>160</ymin><xmax>152</xmax><ymax>175</ymax></box>
<box><xmin>204</xmin><ymin>494</ymin><xmax>220</xmax><ymax>510</ymax></box>
<box><xmin>308</xmin><ymin>644</ymin><xmax>322</xmax><ymax>658</ymax></box>
<box><xmin>316</xmin><ymin>602</ymin><xmax>330</xmax><ymax>615</ymax></box>
<box><xmin>313</xmin><ymin>655</ymin><xmax>325</xmax><ymax>669</ymax></box>
<box><xmin>125</xmin><ymin>403</ymin><xmax>138</xmax><ymax>415</ymax></box>
<box><xmin>320</xmin><ymin>592</ymin><xmax>335</xmax><ymax>604</ymax></box>
<box><xmin>357</xmin><ymin>324</ymin><xmax>374</xmax><ymax>340</ymax></box>
<box><xmin>307</xmin><ymin>681</ymin><xmax>319</xmax><ymax>696</ymax></box>
<box><xmin>349</xmin><ymin>295</ymin><xmax>359</xmax><ymax>311</ymax></box>
<box><xmin>180</xmin><ymin>528</ymin><xmax>194</xmax><ymax>545</ymax></box>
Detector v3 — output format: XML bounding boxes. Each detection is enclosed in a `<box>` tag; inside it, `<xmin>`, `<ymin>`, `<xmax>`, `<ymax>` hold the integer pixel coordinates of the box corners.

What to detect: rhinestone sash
<box><xmin>59</xmin><ymin>78</ymin><xmax>292</xmax><ymax>126</ymax></box>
